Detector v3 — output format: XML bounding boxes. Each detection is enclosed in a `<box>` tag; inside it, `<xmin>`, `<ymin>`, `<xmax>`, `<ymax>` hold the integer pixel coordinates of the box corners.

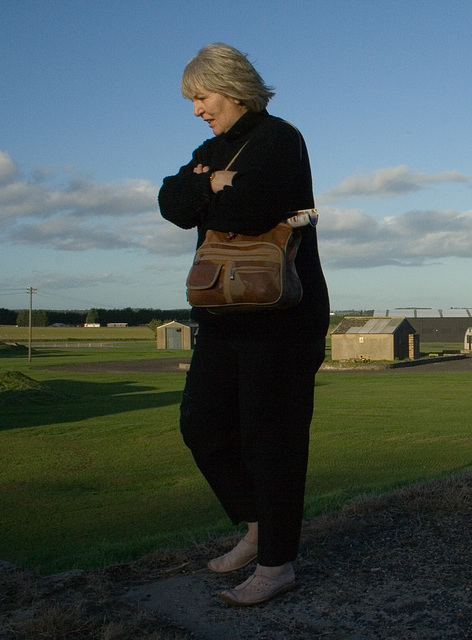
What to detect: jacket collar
<box><xmin>223</xmin><ymin>109</ymin><xmax>269</xmax><ymax>142</ymax></box>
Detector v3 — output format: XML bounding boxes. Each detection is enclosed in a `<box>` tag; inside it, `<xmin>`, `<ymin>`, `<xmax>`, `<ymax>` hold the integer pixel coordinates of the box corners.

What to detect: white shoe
<box><xmin>207</xmin><ymin>539</ymin><xmax>257</xmax><ymax>574</ymax></box>
<box><xmin>219</xmin><ymin>564</ymin><xmax>295</xmax><ymax>606</ymax></box>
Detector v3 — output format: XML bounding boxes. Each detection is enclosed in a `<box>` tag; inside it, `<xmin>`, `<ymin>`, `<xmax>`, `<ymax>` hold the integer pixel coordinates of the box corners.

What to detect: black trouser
<box><xmin>180</xmin><ymin>333</ymin><xmax>325</xmax><ymax>566</ymax></box>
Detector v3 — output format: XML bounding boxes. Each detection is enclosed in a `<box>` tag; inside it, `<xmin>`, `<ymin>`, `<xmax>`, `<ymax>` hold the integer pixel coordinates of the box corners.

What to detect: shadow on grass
<box><xmin>0</xmin><ymin>378</ymin><xmax>183</xmax><ymax>431</ymax></box>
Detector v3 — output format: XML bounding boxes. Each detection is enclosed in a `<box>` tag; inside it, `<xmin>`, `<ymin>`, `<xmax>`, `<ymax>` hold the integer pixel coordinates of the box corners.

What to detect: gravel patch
<box><xmin>47</xmin><ymin>355</ymin><xmax>472</xmax><ymax>375</ymax></box>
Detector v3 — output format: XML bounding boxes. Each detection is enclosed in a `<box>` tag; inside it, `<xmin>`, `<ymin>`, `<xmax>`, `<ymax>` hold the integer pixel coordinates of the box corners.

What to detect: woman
<box><xmin>158</xmin><ymin>43</ymin><xmax>329</xmax><ymax>606</ymax></box>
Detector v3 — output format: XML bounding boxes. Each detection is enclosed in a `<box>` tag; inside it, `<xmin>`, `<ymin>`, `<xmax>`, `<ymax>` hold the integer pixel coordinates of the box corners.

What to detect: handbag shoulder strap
<box><xmin>225</xmin><ymin>119</ymin><xmax>302</xmax><ymax>169</ymax></box>
<box><xmin>224</xmin><ymin>122</ymin><xmax>301</xmax><ymax>170</ymax></box>
<box><xmin>224</xmin><ymin>140</ymin><xmax>250</xmax><ymax>170</ymax></box>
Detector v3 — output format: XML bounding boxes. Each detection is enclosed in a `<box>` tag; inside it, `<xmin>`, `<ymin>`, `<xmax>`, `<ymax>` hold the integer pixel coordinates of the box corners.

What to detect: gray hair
<box><xmin>181</xmin><ymin>43</ymin><xmax>275</xmax><ymax>112</ymax></box>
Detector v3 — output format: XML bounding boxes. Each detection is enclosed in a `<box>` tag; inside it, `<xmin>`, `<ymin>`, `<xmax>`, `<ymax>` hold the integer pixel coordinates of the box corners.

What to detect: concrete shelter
<box><xmin>331</xmin><ymin>317</ymin><xmax>418</xmax><ymax>361</ymax></box>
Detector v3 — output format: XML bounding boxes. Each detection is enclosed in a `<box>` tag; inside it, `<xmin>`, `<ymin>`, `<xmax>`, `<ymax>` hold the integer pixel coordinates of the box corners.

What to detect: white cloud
<box><xmin>2</xmin><ymin>152</ymin><xmax>472</xmax><ymax>271</ymax></box>
<box><xmin>0</xmin><ymin>151</ymin><xmax>18</xmax><ymax>185</ymax></box>
<box><xmin>0</xmin><ymin>154</ymin><xmax>157</xmax><ymax>221</ymax></box>
<box><xmin>0</xmin><ymin>176</ymin><xmax>157</xmax><ymax>220</ymax></box>
<box><xmin>318</xmin><ymin>207</ymin><xmax>472</xmax><ymax>268</ymax></box>
<box><xmin>8</xmin><ymin>217</ymin><xmax>136</xmax><ymax>251</ymax></box>
<box><xmin>0</xmin><ymin>153</ymin><xmax>200</xmax><ymax>256</ymax></box>
<box><xmin>132</xmin><ymin>216</ymin><xmax>197</xmax><ymax>256</ymax></box>
<box><xmin>321</xmin><ymin>165</ymin><xmax>470</xmax><ymax>201</ymax></box>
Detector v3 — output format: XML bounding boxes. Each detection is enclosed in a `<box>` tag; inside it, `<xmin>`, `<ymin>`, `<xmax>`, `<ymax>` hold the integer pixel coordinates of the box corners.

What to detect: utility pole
<box><xmin>27</xmin><ymin>287</ymin><xmax>37</xmax><ymax>363</ymax></box>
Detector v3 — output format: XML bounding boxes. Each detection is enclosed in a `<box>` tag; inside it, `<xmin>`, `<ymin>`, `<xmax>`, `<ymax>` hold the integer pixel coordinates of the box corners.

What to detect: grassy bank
<box><xmin>0</xmin><ymin>344</ymin><xmax>471</xmax><ymax>574</ymax></box>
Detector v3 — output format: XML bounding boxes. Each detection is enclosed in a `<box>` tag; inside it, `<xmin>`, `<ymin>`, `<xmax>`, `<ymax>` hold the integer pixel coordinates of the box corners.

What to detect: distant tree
<box><xmin>35</xmin><ymin>310</ymin><xmax>48</xmax><ymax>326</ymax></box>
<box><xmin>16</xmin><ymin>310</ymin><xmax>28</xmax><ymax>326</ymax></box>
<box><xmin>11</xmin><ymin>306</ymin><xmax>192</xmax><ymax>327</ymax></box>
<box><xmin>165</xmin><ymin>308</ymin><xmax>191</xmax><ymax>322</ymax></box>
<box><xmin>329</xmin><ymin>314</ymin><xmax>344</xmax><ymax>328</ymax></box>
<box><xmin>146</xmin><ymin>319</ymin><xmax>162</xmax><ymax>335</ymax></box>
<box><xmin>334</xmin><ymin>309</ymin><xmax>374</xmax><ymax>317</ymax></box>
<box><xmin>16</xmin><ymin>310</ymin><xmax>48</xmax><ymax>326</ymax></box>
<box><xmin>85</xmin><ymin>308</ymin><xmax>100</xmax><ymax>324</ymax></box>
<box><xmin>0</xmin><ymin>308</ymin><xmax>17</xmax><ymax>325</ymax></box>
<box><xmin>136</xmin><ymin>308</ymin><xmax>161</xmax><ymax>325</ymax></box>
<box><xmin>48</xmin><ymin>310</ymin><xmax>86</xmax><ymax>325</ymax></box>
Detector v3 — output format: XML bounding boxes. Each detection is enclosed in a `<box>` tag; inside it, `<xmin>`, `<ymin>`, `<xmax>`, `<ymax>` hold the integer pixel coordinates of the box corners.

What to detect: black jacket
<box><xmin>158</xmin><ymin>110</ymin><xmax>329</xmax><ymax>339</ymax></box>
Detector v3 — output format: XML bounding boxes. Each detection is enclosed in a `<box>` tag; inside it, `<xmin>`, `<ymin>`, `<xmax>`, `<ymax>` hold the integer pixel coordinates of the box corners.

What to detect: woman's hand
<box><xmin>193</xmin><ymin>164</ymin><xmax>236</xmax><ymax>192</ymax></box>
<box><xmin>209</xmin><ymin>170</ymin><xmax>237</xmax><ymax>192</ymax></box>
<box><xmin>193</xmin><ymin>163</ymin><xmax>210</xmax><ymax>174</ymax></box>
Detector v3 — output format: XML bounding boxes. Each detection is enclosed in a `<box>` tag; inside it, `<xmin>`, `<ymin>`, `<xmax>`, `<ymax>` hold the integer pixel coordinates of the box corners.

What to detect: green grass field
<box><xmin>1</xmin><ymin>335</ymin><xmax>471</xmax><ymax>574</ymax></box>
<box><xmin>0</xmin><ymin>324</ymin><xmax>154</xmax><ymax>342</ymax></box>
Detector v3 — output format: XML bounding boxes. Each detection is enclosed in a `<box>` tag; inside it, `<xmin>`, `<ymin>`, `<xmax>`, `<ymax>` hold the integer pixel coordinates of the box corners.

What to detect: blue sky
<box><xmin>1</xmin><ymin>0</ymin><xmax>471</xmax><ymax>313</ymax></box>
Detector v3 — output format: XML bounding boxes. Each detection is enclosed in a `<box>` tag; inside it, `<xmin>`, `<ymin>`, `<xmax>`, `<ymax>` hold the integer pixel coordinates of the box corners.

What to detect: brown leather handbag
<box><xmin>186</xmin><ymin>221</ymin><xmax>303</xmax><ymax>314</ymax></box>
<box><xmin>185</xmin><ymin>138</ymin><xmax>316</xmax><ymax>314</ymax></box>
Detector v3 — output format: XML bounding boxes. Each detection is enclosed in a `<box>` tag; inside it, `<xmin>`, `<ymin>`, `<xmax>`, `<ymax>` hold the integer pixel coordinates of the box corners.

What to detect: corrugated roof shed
<box><xmin>346</xmin><ymin>318</ymin><xmax>405</xmax><ymax>334</ymax></box>
<box><xmin>331</xmin><ymin>317</ymin><xmax>368</xmax><ymax>334</ymax></box>
<box><xmin>332</xmin><ymin>316</ymin><xmax>407</xmax><ymax>335</ymax></box>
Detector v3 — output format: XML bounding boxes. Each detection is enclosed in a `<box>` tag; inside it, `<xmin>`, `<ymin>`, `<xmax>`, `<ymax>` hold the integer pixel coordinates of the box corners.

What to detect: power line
<box><xmin>0</xmin><ymin>292</ymin><xmax>30</xmax><ymax>298</ymax></box>
<box><xmin>35</xmin><ymin>290</ymin><xmax>117</xmax><ymax>309</ymax></box>
<box><xmin>0</xmin><ymin>288</ymin><xmax>117</xmax><ymax>310</ymax></box>
<box><xmin>0</xmin><ymin>288</ymin><xmax>29</xmax><ymax>298</ymax></box>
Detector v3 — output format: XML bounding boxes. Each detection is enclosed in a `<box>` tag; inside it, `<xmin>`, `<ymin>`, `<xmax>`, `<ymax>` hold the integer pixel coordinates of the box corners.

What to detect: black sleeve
<box><xmin>205</xmin><ymin>121</ymin><xmax>304</xmax><ymax>236</ymax></box>
<box><xmin>158</xmin><ymin>140</ymin><xmax>214</xmax><ymax>229</ymax></box>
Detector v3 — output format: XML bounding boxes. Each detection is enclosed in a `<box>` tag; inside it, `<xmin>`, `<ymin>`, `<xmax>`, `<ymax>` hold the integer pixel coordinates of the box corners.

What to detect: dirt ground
<box><xmin>48</xmin><ymin>354</ymin><xmax>472</xmax><ymax>375</ymax></box>
<box><xmin>124</xmin><ymin>470</ymin><xmax>472</xmax><ymax>640</ymax></box>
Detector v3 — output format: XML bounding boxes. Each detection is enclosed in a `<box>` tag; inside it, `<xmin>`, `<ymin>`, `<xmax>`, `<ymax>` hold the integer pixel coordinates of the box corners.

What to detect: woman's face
<box><xmin>192</xmin><ymin>90</ymin><xmax>248</xmax><ymax>136</ymax></box>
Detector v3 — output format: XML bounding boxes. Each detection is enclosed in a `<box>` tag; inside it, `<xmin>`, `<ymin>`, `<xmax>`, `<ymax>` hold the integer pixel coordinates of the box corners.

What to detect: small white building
<box><xmin>465</xmin><ymin>328</ymin><xmax>472</xmax><ymax>351</ymax></box>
